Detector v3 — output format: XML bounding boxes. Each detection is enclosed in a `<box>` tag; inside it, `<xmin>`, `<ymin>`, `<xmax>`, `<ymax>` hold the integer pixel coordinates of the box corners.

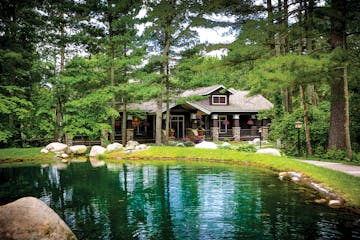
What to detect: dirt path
<box><xmin>298</xmin><ymin>160</ymin><xmax>360</xmax><ymax>177</ymax></box>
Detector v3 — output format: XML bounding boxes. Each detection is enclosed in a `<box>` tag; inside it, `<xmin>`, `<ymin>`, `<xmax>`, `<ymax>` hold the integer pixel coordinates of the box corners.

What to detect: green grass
<box><xmin>111</xmin><ymin>146</ymin><xmax>360</xmax><ymax>208</ymax></box>
<box><xmin>0</xmin><ymin>147</ymin><xmax>55</xmax><ymax>166</ymax></box>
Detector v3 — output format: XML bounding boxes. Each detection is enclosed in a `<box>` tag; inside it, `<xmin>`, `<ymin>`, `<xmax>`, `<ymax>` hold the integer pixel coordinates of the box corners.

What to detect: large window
<box><xmin>212</xmin><ymin>95</ymin><xmax>227</xmax><ymax>105</ymax></box>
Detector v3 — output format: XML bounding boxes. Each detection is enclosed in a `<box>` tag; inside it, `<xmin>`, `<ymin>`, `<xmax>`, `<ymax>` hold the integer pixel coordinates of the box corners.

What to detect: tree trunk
<box><xmin>343</xmin><ymin>64</ymin><xmax>352</xmax><ymax>159</ymax></box>
<box><xmin>328</xmin><ymin>0</ymin><xmax>349</xmax><ymax>152</ymax></box>
<box><xmin>155</xmin><ymin>97</ymin><xmax>163</xmax><ymax>145</ymax></box>
<box><xmin>121</xmin><ymin>101</ymin><xmax>127</xmax><ymax>146</ymax></box>
<box><xmin>266</xmin><ymin>0</ymin><xmax>275</xmax><ymax>55</ymax></box>
<box><xmin>55</xmin><ymin>12</ymin><xmax>65</xmax><ymax>142</ymax></box>
<box><xmin>300</xmin><ymin>85</ymin><xmax>313</xmax><ymax>155</ymax></box>
<box><xmin>283</xmin><ymin>88</ymin><xmax>293</xmax><ymax>113</ymax></box>
<box><xmin>110</xmin><ymin>44</ymin><xmax>115</xmax><ymax>143</ymax></box>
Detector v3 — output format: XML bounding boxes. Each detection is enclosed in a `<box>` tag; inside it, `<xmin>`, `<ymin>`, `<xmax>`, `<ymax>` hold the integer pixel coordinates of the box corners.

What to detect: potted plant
<box><xmin>222</xmin><ymin>119</ymin><xmax>230</xmax><ymax>125</ymax></box>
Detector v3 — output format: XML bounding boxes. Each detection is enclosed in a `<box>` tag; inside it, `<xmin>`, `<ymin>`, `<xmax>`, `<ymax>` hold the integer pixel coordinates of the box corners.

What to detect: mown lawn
<box><xmin>0</xmin><ymin>147</ymin><xmax>55</xmax><ymax>166</ymax></box>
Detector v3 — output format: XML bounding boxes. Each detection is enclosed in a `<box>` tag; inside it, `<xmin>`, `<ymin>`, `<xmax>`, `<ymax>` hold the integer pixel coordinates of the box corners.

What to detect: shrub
<box><xmin>323</xmin><ymin>147</ymin><xmax>348</xmax><ymax>161</ymax></box>
<box><xmin>235</xmin><ymin>142</ymin><xmax>257</xmax><ymax>152</ymax></box>
<box><xmin>184</xmin><ymin>141</ymin><xmax>195</xmax><ymax>147</ymax></box>
<box><xmin>168</xmin><ymin>141</ymin><xmax>178</xmax><ymax>146</ymax></box>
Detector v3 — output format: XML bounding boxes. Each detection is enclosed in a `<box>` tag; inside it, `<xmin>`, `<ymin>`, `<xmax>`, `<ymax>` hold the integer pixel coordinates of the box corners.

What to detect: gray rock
<box><xmin>195</xmin><ymin>141</ymin><xmax>218</xmax><ymax>149</ymax></box>
<box><xmin>125</xmin><ymin>141</ymin><xmax>139</xmax><ymax>150</ymax></box>
<box><xmin>69</xmin><ymin>145</ymin><xmax>87</xmax><ymax>155</ymax></box>
<box><xmin>135</xmin><ymin>144</ymin><xmax>148</xmax><ymax>150</ymax></box>
<box><xmin>328</xmin><ymin>199</ymin><xmax>343</xmax><ymax>208</ymax></box>
<box><xmin>40</xmin><ymin>148</ymin><xmax>49</xmax><ymax>154</ymax></box>
<box><xmin>45</xmin><ymin>142</ymin><xmax>69</xmax><ymax>153</ymax></box>
<box><xmin>106</xmin><ymin>143</ymin><xmax>123</xmax><ymax>152</ymax></box>
<box><xmin>0</xmin><ymin>197</ymin><xmax>77</xmax><ymax>240</ymax></box>
<box><xmin>89</xmin><ymin>145</ymin><xmax>106</xmax><ymax>157</ymax></box>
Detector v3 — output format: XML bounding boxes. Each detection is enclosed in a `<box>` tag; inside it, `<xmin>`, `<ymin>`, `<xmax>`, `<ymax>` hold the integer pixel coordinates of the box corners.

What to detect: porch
<box><xmin>113</xmin><ymin>112</ymin><xmax>270</xmax><ymax>144</ymax></box>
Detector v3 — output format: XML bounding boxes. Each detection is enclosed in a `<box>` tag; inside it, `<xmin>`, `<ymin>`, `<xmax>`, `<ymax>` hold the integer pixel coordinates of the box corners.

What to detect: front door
<box><xmin>219</xmin><ymin>115</ymin><xmax>228</xmax><ymax>134</ymax></box>
<box><xmin>170</xmin><ymin>115</ymin><xmax>185</xmax><ymax>139</ymax></box>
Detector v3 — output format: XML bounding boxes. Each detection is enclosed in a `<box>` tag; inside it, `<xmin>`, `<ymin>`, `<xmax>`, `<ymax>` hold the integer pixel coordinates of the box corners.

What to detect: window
<box><xmin>212</xmin><ymin>95</ymin><xmax>227</xmax><ymax>105</ymax></box>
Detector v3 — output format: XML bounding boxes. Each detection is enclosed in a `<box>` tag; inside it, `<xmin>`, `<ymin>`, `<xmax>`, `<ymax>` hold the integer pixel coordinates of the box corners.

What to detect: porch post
<box><xmin>126</xmin><ymin>115</ymin><xmax>134</xmax><ymax>141</ymax></box>
<box><xmin>211</xmin><ymin>114</ymin><xmax>219</xmax><ymax>141</ymax></box>
<box><xmin>232</xmin><ymin>114</ymin><xmax>241</xmax><ymax>141</ymax></box>
<box><xmin>261</xmin><ymin>126</ymin><xmax>269</xmax><ymax>140</ymax></box>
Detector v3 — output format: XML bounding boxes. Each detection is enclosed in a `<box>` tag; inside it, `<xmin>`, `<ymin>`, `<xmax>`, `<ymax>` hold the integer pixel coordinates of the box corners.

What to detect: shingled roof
<box><xmin>126</xmin><ymin>85</ymin><xmax>273</xmax><ymax>114</ymax></box>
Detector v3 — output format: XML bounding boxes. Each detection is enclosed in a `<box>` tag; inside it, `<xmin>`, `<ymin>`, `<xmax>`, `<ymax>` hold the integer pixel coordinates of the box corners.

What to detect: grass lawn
<box><xmin>1</xmin><ymin>146</ymin><xmax>360</xmax><ymax>208</ymax></box>
<box><xmin>0</xmin><ymin>147</ymin><xmax>55</xmax><ymax>166</ymax></box>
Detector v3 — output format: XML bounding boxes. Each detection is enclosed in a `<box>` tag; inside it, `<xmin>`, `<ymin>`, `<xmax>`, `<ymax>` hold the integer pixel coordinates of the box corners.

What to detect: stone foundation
<box><xmin>232</xmin><ymin>127</ymin><xmax>241</xmax><ymax>141</ymax></box>
<box><xmin>211</xmin><ymin>127</ymin><xmax>219</xmax><ymax>142</ymax></box>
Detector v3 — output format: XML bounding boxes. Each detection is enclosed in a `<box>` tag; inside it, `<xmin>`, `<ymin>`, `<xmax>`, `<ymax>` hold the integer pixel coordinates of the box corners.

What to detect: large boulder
<box><xmin>106</xmin><ymin>143</ymin><xmax>123</xmax><ymax>152</ymax></box>
<box><xmin>135</xmin><ymin>144</ymin><xmax>148</xmax><ymax>150</ymax></box>
<box><xmin>89</xmin><ymin>145</ymin><xmax>106</xmax><ymax>157</ymax></box>
<box><xmin>125</xmin><ymin>141</ymin><xmax>140</xmax><ymax>150</ymax></box>
<box><xmin>69</xmin><ymin>145</ymin><xmax>87</xmax><ymax>155</ymax></box>
<box><xmin>256</xmin><ymin>148</ymin><xmax>281</xmax><ymax>156</ymax></box>
<box><xmin>45</xmin><ymin>142</ymin><xmax>69</xmax><ymax>153</ymax></box>
<box><xmin>0</xmin><ymin>197</ymin><xmax>77</xmax><ymax>240</ymax></box>
<box><xmin>195</xmin><ymin>141</ymin><xmax>218</xmax><ymax>149</ymax></box>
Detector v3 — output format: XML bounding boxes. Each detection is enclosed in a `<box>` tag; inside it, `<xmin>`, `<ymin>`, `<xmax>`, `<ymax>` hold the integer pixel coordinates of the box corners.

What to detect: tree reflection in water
<box><xmin>0</xmin><ymin>161</ymin><xmax>359</xmax><ymax>240</ymax></box>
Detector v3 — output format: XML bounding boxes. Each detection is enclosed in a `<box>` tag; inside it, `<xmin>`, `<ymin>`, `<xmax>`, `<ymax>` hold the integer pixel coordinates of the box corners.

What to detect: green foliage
<box><xmin>235</xmin><ymin>142</ymin><xmax>257</xmax><ymax>153</ymax></box>
<box><xmin>269</xmin><ymin>103</ymin><xmax>330</xmax><ymax>156</ymax></box>
<box><xmin>322</xmin><ymin>147</ymin><xmax>348</xmax><ymax>162</ymax></box>
<box><xmin>184</xmin><ymin>141</ymin><xmax>195</xmax><ymax>147</ymax></box>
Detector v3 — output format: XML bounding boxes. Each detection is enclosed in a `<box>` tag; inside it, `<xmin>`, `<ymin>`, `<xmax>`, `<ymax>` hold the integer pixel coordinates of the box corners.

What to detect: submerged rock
<box><xmin>256</xmin><ymin>148</ymin><xmax>281</xmax><ymax>156</ymax></box>
<box><xmin>329</xmin><ymin>199</ymin><xmax>344</xmax><ymax>208</ymax></box>
<box><xmin>0</xmin><ymin>197</ymin><xmax>77</xmax><ymax>240</ymax></box>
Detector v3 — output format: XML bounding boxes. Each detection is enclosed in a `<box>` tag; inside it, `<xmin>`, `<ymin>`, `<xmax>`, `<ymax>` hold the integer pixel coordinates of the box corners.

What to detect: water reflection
<box><xmin>0</xmin><ymin>160</ymin><xmax>359</xmax><ymax>240</ymax></box>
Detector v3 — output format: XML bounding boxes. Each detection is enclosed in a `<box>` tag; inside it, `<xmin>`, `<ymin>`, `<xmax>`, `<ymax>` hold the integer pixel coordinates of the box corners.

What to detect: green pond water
<box><xmin>0</xmin><ymin>159</ymin><xmax>359</xmax><ymax>240</ymax></box>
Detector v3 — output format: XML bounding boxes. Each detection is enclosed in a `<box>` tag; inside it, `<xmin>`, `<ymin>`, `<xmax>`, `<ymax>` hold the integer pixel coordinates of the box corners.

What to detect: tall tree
<box><xmin>143</xmin><ymin>0</ymin><xmax>204</xmax><ymax>145</ymax></box>
<box><xmin>327</xmin><ymin>0</ymin><xmax>353</xmax><ymax>158</ymax></box>
<box><xmin>0</xmin><ymin>0</ymin><xmax>44</xmax><ymax>146</ymax></box>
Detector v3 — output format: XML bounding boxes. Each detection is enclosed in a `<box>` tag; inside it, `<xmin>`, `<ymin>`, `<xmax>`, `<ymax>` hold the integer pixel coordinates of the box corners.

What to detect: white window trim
<box><xmin>212</xmin><ymin>95</ymin><xmax>227</xmax><ymax>105</ymax></box>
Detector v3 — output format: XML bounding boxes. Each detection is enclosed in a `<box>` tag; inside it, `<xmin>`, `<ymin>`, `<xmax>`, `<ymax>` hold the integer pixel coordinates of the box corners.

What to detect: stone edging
<box><xmin>279</xmin><ymin>171</ymin><xmax>344</xmax><ymax>208</ymax></box>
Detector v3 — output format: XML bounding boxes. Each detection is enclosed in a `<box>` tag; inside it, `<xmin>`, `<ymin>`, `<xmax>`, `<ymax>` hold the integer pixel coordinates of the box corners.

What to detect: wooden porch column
<box><xmin>211</xmin><ymin>114</ymin><xmax>219</xmax><ymax>141</ymax></box>
<box><xmin>232</xmin><ymin>114</ymin><xmax>241</xmax><ymax>141</ymax></box>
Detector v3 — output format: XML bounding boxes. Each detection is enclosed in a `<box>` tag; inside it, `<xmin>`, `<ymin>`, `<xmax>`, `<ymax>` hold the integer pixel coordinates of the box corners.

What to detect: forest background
<box><xmin>0</xmin><ymin>0</ymin><xmax>359</xmax><ymax>160</ymax></box>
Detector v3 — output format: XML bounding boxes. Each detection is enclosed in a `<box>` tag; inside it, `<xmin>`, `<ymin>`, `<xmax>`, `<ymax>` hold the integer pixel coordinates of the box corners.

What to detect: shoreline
<box><xmin>1</xmin><ymin>146</ymin><xmax>360</xmax><ymax>213</ymax></box>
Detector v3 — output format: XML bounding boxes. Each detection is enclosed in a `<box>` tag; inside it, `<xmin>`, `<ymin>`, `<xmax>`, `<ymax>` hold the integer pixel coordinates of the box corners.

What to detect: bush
<box><xmin>235</xmin><ymin>142</ymin><xmax>257</xmax><ymax>153</ymax></box>
<box><xmin>323</xmin><ymin>147</ymin><xmax>348</xmax><ymax>161</ymax></box>
<box><xmin>168</xmin><ymin>141</ymin><xmax>178</xmax><ymax>146</ymax></box>
<box><xmin>184</xmin><ymin>141</ymin><xmax>195</xmax><ymax>147</ymax></box>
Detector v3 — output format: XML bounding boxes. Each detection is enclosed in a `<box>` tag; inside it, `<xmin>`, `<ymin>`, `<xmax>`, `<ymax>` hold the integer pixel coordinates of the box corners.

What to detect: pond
<box><xmin>0</xmin><ymin>160</ymin><xmax>360</xmax><ymax>240</ymax></box>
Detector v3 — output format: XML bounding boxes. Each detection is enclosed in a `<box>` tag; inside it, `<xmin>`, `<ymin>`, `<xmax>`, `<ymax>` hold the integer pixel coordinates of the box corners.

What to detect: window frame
<box><xmin>211</xmin><ymin>95</ymin><xmax>227</xmax><ymax>105</ymax></box>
